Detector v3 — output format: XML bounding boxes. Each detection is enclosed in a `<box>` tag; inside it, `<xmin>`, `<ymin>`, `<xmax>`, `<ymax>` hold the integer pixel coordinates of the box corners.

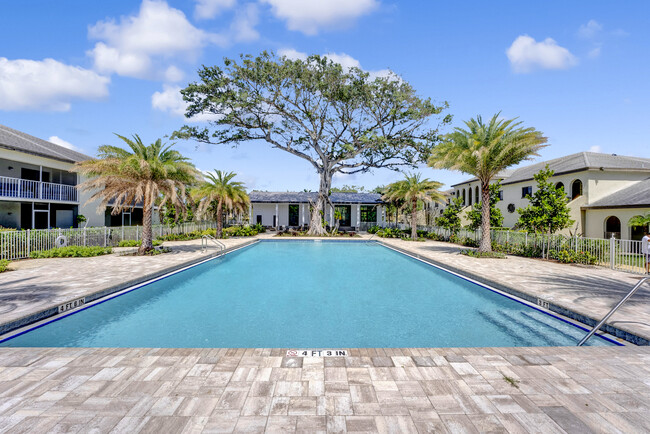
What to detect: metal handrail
<box><xmin>577</xmin><ymin>276</ymin><xmax>649</xmax><ymax>346</ymax></box>
<box><xmin>201</xmin><ymin>234</ymin><xmax>225</xmax><ymax>255</ymax></box>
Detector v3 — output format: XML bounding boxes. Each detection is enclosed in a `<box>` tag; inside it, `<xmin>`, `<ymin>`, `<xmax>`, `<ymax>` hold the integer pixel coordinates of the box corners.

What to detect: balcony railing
<box><xmin>0</xmin><ymin>176</ymin><xmax>78</xmax><ymax>202</ymax></box>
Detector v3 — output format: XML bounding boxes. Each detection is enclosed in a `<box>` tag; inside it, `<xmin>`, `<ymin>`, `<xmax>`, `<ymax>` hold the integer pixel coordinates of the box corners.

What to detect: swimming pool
<box><xmin>1</xmin><ymin>240</ymin><xmax>616</xmax><ymax>347</ymax></box>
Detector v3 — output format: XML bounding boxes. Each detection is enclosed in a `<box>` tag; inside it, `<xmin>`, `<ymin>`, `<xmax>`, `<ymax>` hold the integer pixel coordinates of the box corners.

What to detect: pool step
<box><xmin>496</xmin><ymin>309</ymin><xmax>568</xmax><ymax>346</ymax></box>
<box><xmin>476</xmin><ymin>310</ymin><xmax>537</xmax><ymax>346</ymax></box>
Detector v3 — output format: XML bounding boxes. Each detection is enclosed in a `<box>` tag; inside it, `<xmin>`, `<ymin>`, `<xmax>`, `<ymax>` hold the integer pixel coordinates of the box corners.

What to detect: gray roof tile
<box><xmin>585</xmin><ymin>178</ymin><xmax>650</xmax><ymax>208</ymax></box>
<box><xmin>0</xmin><ymin>124</ymin><xmax>92</xmax><ymax>163</ymax></box>
<box><xmin>502</xmin><ymin>152</ymin><xmax>650</xmax><ymax>185</ymax></box>
<box><xmin>249</xmin><ymin>191</ymin><xmax>384</xmax><ymax>204</ymax></box>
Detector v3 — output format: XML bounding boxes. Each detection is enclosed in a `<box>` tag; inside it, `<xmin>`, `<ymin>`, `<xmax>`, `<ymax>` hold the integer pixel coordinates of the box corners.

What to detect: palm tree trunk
<box><xmin>216</xmin><ymin>200</ymin><xmax>223</xmax><ymax>238</ymax></box>
<box><xmin>411</xmin><ymin>199</ymin><xmax>418</xmax><ymax>240</ymax></box>
<box><xmin>479</xmin><ymin>181</ymin><xmax>492</xmax><ymax>252</ymax></box>
<box><xmin>139</xmin><ymin>198</ymin><xmax>154</xmax><ymax>255</ymax></box>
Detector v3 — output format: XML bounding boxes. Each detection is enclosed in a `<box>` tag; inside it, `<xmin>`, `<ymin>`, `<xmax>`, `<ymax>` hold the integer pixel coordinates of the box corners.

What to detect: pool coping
<box><xmin>0</xmin><ymin>239</ymin><xmax>259</xmax><ymax>337</ymax></box>
<box><xmin>378</xmin><ymin>241</ymin><xmax>648</xmax><ymax>346</ymax></box>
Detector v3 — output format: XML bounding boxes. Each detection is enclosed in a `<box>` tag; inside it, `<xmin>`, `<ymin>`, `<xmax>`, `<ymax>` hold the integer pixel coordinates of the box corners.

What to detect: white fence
<box><xmin>0</xmin><ymin>221</ymin><xmax>217</xmax><ymax>261</ymax></box>
<box><xmin>389</xmin><ymin>224</ymin><xmax>647</xmax><ymax>275</ymax></box>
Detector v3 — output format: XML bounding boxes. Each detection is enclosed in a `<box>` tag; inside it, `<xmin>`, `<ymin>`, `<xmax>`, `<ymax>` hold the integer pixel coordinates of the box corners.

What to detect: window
<box><xmin>468</xmin><ymin>187</ymin><xmax>472</xmax><ymax>205</ymax></box>
<box><xmin>498</xmin><ymin>190</ymin><xmax>503</xmax><ymax>200</ymax></box>
<box><xmin>605</xmin><ymin>216</ymin><xmax>621</xmax><ymax>239</ymax></box>
<box><xmin>522</xmin><ymin>186</ymin><xmax>532</xmax><ymax>198</ymax></box>
<box><xmin>462</xmin><ymin>189</ymin><xmax>466</xmax><ymax>205</ymax></box>
<box><xmin>555</xmin><ymin>182</ymin><xmax>564</xmax><ymax>191</ymax></box>
<box><xmin>360</xmin><ymin>205</ymin><xmax>377</xmax><ymax>223</ymax></box>
<box><xmin>571</xmin><ymin>179</ymin><xmax>583</xmax><ymax>199</ymax></box>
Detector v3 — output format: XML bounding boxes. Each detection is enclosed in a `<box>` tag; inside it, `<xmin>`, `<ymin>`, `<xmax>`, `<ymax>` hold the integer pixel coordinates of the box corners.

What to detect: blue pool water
<box><xmin>1</xmin><ymin>241</ymin><xmax>615</xmax><ymax>347</ymax></box>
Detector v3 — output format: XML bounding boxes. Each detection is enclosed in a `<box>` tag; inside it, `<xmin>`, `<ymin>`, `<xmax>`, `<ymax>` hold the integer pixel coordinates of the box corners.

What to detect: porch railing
<box><xmin>0</xmin><ymin>176</ymin><xmax>77</xmax><ymax>202</ymax></box>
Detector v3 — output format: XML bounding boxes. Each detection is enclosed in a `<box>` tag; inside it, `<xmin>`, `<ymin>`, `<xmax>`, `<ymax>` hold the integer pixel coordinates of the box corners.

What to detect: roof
<box><xmin>584</xmin><ymin>178</ymin><xmax>650</xmax><ymax>209</ymax></box>
<box><xmin>501</xmin><ymin>152</ymin><xmax>650</xmax><ymax>186</ymax></box>
<box><xmin>451</xmin><ymin>169</ymin><xmax>514</xmax><ymax>188</ymax></box>
<box><xmin>450</xmin><ymin>152</ymin><xmax>650</xmax><ymax>188</ymax></box>
<box><xmin>0</xmin><ymin>124</ymin><xmax>92</xmax><ymax>163</ymax></box>
<box><xmin>249</xmin><ymin>191</ymin><xmax>385</xmax><ymax>204</ymax></box>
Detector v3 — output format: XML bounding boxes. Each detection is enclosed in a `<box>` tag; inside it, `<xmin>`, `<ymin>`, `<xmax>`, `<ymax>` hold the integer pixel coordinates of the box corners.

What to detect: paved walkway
<box><xmin>0</xmin><ymin>346</ymin><xmax>648</xmax><ymax>433</ymax></box>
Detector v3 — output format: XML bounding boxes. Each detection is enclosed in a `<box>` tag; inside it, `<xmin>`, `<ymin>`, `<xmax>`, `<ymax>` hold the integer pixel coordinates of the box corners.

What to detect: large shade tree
<box><xmin>193</xmin><ymin>170</ymin><xmax>249</xmax><ymax>238</ymax></box>
<box><xmin>428</xmin><ymin>113</ymin><xmax>547</xmax><ymax>252</ymax></box>
<box><xmin>383</xmin><ymin>173</ymin><xmax>444</xmax><ymax>240</ymax></box>
<box><xmin>172</xmin><ymin>51</ymin><xmax>451</xmax><ymax>235</ymax></box>
<box><xmin>74</xmin><ymin>135</ymin><xmax>199</xmax><ymax>254</ymax></box>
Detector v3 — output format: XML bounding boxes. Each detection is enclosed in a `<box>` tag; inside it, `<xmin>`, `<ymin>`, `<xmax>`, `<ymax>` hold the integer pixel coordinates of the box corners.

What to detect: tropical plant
<box><xmin>74</xmin><ymin>135</ymin><xmax>199</xmax><ymax>254</ymax></box>
<box><xmin>382</xmin><ymin>173</ymin><xmax>444</xmax><ymax>240</ymax></box>
<box><xmin>172</xmin><ymin>51</ymin><xmax>451</xmax><ymax>235</ymax></box>
<box><xmin>517</xmin><ymin>166</ymin><xmax>574</xmax><ymax>258</ymax></box>
<box><xmin>628</xmin><ymin>212</ymin><xmax>650</xmax><ymax>230</ymax></box>
<box><xmin>435</xmin><ymin>197</ymin><xmax>464</xmax><ymax>236</ymax></box>
<box><xmin>429</xmin><ymin>113</ymin><xmax>547</xmax><ymax>252</ymax></box>
<box><xmin>465</xmin><ymin>182</ymin><xmax>504</xmax><ymax>231</ymax></box>
<box><xmin>192</xmin><ymin>170</ymin><xmax>249</xmax><ymax>238</ymax></box>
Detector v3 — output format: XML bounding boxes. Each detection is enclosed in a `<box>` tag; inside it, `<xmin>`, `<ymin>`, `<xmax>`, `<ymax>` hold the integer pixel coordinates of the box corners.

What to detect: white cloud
<box><xmin>506</xmin><ymin>35</ymin><xmax>577</xmax><ymax>73</ymax></box>
<box><xmin>164</xmin><ymin>65</ymin><xmax>185</xmax><ymax>82</ymax></box>
<box><xmin>588</xmin><ymin>145</ymin><xmax>602</xmax><ymax>153</ymax></box>
<box><xmin>151</xmin><ymin>84</ymin><xmax>220</xmax><ymax>122</ymax></box>
<box><xmin>230</xmin><ymin>3</ymin><xmax>260</xmax><ymax>42</ymax></box>
<box><xmin>48</xmin><ymin>136</ymin><xmax>79</xmax><ymax>151</ymax></box>
<box><xmin>0</xmin><ymin>57</ymin><xmax>110</xmax><ymax>112</ymax></box>
<box><xmin>588</xmin><ymin>46</ymin><xmax>601</xmax><ymax>59</ymax></box>
<box><xmin>261</xmin><ymin>0</ymin><xmax>378</xmax><ymax>35</ymax></box>
<box><xmin>195</xmin><ymin>0</ymin><xmax>236</xmax><ymax>20</ymax></box>
<box><xmin>578</xmin><ymin>20</ymin><xmax>602</xmax><ymax>39</ymax></box>
<box><xmin>88</xmin><ymin>0</ymin><xmax>226</xmax><ymax>79</ymax></box>
<box><xmin>279</xmin><ymin>49</ymin><xmax>394</xmax><ymax>80</ymax></box>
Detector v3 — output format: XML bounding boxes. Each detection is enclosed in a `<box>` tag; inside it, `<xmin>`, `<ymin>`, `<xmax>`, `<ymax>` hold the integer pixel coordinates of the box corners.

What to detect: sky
<box><xmin>1</xmin><ymin>0</ymin><xmax>649</xmax><ymax>192</ymax></box>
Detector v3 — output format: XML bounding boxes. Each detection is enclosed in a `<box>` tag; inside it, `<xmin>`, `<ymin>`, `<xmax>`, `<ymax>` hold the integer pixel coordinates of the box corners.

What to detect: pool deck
<box><xmin>1</xmin><ymin>235</ymin><xmax>650</xmax><ymax>432</ymax></box>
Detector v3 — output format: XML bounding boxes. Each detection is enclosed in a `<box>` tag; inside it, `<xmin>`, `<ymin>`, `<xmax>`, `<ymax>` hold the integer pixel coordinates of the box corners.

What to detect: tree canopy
<box><xmin>172</xmin><ymin>51</ymin><xmax>451</xmax><ymax>234</ymax></box>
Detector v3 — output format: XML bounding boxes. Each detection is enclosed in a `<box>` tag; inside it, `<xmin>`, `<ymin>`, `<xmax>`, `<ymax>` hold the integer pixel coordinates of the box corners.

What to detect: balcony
<box><xmin>0</xmin><ymin>176</ymin><xmax>78</xmax><ymax>202</ymax></box>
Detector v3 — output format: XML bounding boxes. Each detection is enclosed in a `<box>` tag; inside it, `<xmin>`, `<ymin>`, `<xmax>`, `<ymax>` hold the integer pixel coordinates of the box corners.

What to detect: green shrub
<box><xmin>367</xmin><ymin>225</ymin><xmax>381</xmax><ymax>234</ymax></box>
<box><xmin>252</xmin><ymin>223</ymin><xmax>266</xmax><ymax>233</ymax></box>
<box><xmin>223</xmin><ymin>225</ymin><xmax>258</xmax><ymax>237</ymax></box>
<box><xmin>548</xmin><ymin>249</ymin><xmax>597</xmax><ymax>265</ymax></box>
<box><xmin>426</xmin><ymin>232</ymin><xmax>443</xmax><ymax>241</ymax></box>
<box><xmin>460</xmin><ymin>249</ymin><xmax>506</xmax><ymax>259</ymax></box>
<box><xmin>0</xmin><ymin>259</ymin><xmax>10</xmax><ymax>272</ymax></box>
<box><xmin>30</xmin><ymin>246</ymin><xmax>112</xmax><ymax>259</ymax></box>
<box><xmin>118</xmin><ymin>239</ymin><xmax>162</xmax><ymax>247</ymax></box>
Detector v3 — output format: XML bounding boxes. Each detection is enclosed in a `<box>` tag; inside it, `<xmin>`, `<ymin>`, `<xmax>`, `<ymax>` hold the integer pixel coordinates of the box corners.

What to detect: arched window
<box><xmin>462</xmin><ymin>189</ymin><xmax>466</xmax><ymax>205</ymax></box>
<box><xmin>571</xmin><ymin>179</ymin><xmax>583</xmax><ymax>199</ymax></box>
<box><xmin>468</xmin><ymin>187</ymin><xmax>472</xmax><ymax>205</ymax></box>
<box><xmin>605</xmin><ymin>216</ymin><xmax>621</xmax><ymax>239</ymax></box>
<box><xmin>555</xmin><ymin>182</ymin><xmax>564</xmax><ymax>191</ymax></box>
<box><xmin>475</xmin><ymin>186</ymin><xmax>479</xmax><ymax>203</ymax></box>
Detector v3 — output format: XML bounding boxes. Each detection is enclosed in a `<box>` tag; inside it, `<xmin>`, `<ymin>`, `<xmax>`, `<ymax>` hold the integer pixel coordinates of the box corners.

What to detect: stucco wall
<box><xmin>584</xmin><ymin>208</ymin><xmax>650</xmax><ymax>240</ymax></box>
<box><xmin>0</xmin><ymin>201</ymin><xmax>20</xmax><ymax>228</ymax></box>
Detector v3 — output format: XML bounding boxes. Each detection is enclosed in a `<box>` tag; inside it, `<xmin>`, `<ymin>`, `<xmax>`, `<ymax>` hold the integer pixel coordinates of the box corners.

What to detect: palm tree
<box><xmin>429</xmin><ymin>113</ymin><xmax>547</xmax><ymax>252</ymax></box>
<box><xmin>383</xmin><ymin>173</ymin><xmax>445</xmax><ymax>240</ymax></box>
<box><xmin>193</xmin><ymin>170</ymin><xmax>249</xmax><ymax>238</ymax></box>
<box><xmin>74</xmin><ymin>134</ymin><xmax>199</xmax><ymax>254</ymax></box>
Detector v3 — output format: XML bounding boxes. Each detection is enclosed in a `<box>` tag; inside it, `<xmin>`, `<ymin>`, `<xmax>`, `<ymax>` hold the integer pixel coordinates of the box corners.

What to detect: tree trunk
<box><xmin>307</xmin><ymin>169</ymin><xmax>332</xmax><ymax>236</ymax></box>
<box><xmin>216</xmin><ymin>200</ymin><xmax>223</xmax><ymax>238</ymax></box>
<box><xmin>478</xmin><ymin>181</ymin><xmax>492</xmax><ymax>252</ymax></box>
<box><xmin>411</xmin><ymin>199</ymin><xmax>418</xmax><ymax>240</ymax></box>
<box><xmin>139</xmin><ymin>197</ymin><xmax>154</xmax><ymax>255</ymax></box>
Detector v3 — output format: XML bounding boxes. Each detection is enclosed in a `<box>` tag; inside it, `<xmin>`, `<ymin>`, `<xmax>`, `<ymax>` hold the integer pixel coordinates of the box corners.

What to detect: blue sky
<box><xmin>1</xmin><ymin>0</ymin><xmax>648</xmax><ymax>191</ymax></box>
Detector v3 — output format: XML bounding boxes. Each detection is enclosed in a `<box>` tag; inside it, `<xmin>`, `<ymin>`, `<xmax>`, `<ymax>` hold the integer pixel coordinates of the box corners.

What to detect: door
<box><xmin>335</xmin><ymin>205</ymin><xmax>351</xmax><ymax>227</ymax></box>
<box><xmin>288</xmin><ymin>204</ymin><xmax>299</xmax><ymax>226</ymax></box>
<box><xmin>55</xmin><ymin>210</ymin><xmax>74</xmax><ymax>228</ymax></box>
<box><xmin>34</xmin><ymin>210</ymin><xmax>49</xmax><ymax>229</ymax></box>
<box><xmin>256</xmin><ymin>215</ymin><xmax>262</xmax><ymax>224</ymax></box>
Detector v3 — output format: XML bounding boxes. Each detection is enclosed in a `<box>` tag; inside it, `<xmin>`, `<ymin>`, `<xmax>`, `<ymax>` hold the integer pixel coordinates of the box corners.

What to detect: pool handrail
<box><xmin>201</xmin><ymin>234</ymin><xmax>225</xmax><ymax>255</ymax></box>
<box><xmin>577</xmin><ymin>276</ymin><xmax>649</xmax><ymax>346</ymax></box>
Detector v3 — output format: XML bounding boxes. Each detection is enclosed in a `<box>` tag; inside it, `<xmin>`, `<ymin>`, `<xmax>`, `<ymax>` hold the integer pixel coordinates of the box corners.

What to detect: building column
<box><xmin>301</xmin><ymin>203</ymin><xmax>305</xmax><ymax>226</ymax></box>
<box><xmin>356</xmin><ymin>204</ymin><xmax>361</xmax><ymax>229</ymax></box>
<box><xmin>275</xmin><ymin>203</ymin><xmax>279</xmax><ymax>229</ymax></box>
<box><xmin>249</xmin><ymin>203</ymin><xmax>252</xmax><ymax>224</ymax></box>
